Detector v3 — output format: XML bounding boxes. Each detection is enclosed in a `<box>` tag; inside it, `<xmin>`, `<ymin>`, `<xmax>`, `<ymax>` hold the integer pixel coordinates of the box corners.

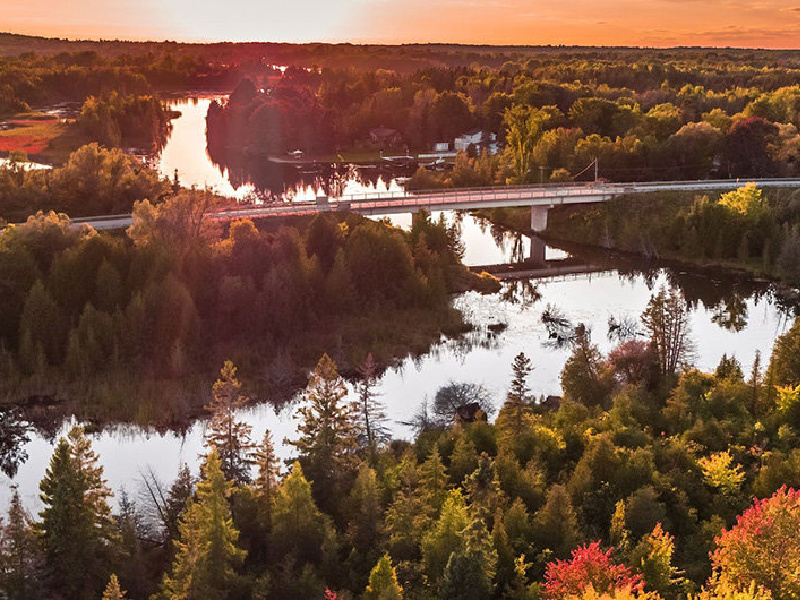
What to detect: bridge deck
<box><xmin>67</xmin><ymin>178</ymin><xmax>800</xmax><ymax>231</ymax></box>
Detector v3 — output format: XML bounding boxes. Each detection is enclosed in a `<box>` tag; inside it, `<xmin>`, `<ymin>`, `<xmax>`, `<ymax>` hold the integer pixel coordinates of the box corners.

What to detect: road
<box><xmin>68</xmin><ymin>178</ymin><xmax>800</xmax><ymax>231</ymax></box>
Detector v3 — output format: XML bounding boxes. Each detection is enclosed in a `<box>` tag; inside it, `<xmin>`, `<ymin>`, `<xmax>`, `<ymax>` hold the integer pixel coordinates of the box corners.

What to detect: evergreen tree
<box><xmin>272</xmin><ymin>462</ymin><xmax>328</xmax><ymax>565</ymax></box>
<box><xmin>364</xmin><ymin>554</ymin><xmax>404</xmax><ymax>600</ymax></box>
<box><xmin>0</xmin><ymin>488</ymin><xmax>41</xmax><ymax>599</ymax></box>
<box><xmin>509</xmin><ymin>352</ymin><xmax>533</xmax><ymax>405</ymax></box>
<box><xmin>204</xmin><ymin>360</ymin><xmax>255</xmax><ymax>483</ymax></box>
<box><xmin>290</xmin><ymin>354</ymin><xmax>359</xmax><ymax>512</ymax></box>
<box><xmin>158</xmin><ymin>450</ymin><xmax>246</xmax><ymax>600</ymax></box>
<box><xmin>505</xmin><ymin>555</ymin><xmax>538</xmax><ymax>600</ymax></box>
<box><xmin>449</xmin><ymin>430</ymin><xmax>479</xmax><ymax>486</ymax></box>
<box><xmin>497</xmin><ymin>352</ymin><xmax>538</xmax><ymax>462</ymax></box>
<box><xmin>253</xmin><ymin>430</ymin><xmax>279</xmax><ymax>530</ymax></box>
<box><xmin>642</xmin><ymin>286</ymin><xmax>692</xmax><ymax>378</ymax></box>
<box><xmin>439</xmin><ymin>505</ymin><xmax>497</xmax><ymax>600</ymax></box>
<box><xmin>419</xmin><ymin>444</ymin><xmax>449</xmax><ymax>515</ymax></box>
<box><xmin>101</xmin><ymin>574</ymin><xmax>126</xmax><ymax>600</ymax></box>
<box><xmin>465</xmin><ymin>453</ymin><xmax>506</xmax><ymax>520</ymax></box>
<box><xmin>18</xmin><ymin>279</ymin><xmax>62</xmax><ymax>373</ymax></box>
<box><xmin>115</xmin><ymin>491</ymin><xmax>148</xmax><ymax>600</ymax></box>
<box><xmin>37</xmin><ymin>427</ymin><xmax>116</xmax><ymax>600</ymax></box>
<box><xmin>630</xmin><ymin>523</ymin><xmax>687</xmax><ymax>600</ymax></box>
<box><xmin>421</xmin><ymin>489</ymin><xmax>470</xmax><ymax>588</ymax></box>
<box><xmin>163</xmin><ymin>464</ymin><xmax>194</xmax><ymax>548</ymax></box>
<box><xmin>533</xmin><ymin>485</ymin><xmax>580</xmax><ymax>560</ymax></box>
<box><xmin>385</xmin><ymin>452</ymin><xmax>430</xmax><ymax>562</ymax></box>
<box><xmin>347</xmin><ymin>462</ymin><xmax>384</xmax><ymax>555</ymax></box>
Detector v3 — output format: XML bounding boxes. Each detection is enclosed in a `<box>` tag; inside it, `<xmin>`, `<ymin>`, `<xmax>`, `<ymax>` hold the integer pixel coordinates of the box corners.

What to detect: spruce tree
<box><xmin>158</xmin><ymin>450</ymin><xmax>246</xmax><ymax>600</ymax></box>
<box><xmin>38</xmin><ymin>427</ymin><xmax>116</xmax><ymax>600</ymax></box>
<box><xmin>497</xmin><ymin>352</ymin><xmax>538</xmax><ymax>462</ymax></box>
<box><xmin>421</xmin><ymin>489</ymin><xmax>470</xmax><ymax>588</ymax></box>
<box><xmin>18</xmin><ymin>279</ymin><xmax>62</xmax><ymax>372</ymax></box>
<box><xmin>348</xmin><ymin>462</ymin><xmax>384</xmax><ymax>555</ymax></box>
<box><xmin>290</xmin><ymin>354</ymin><xmax>359</xmax><ymax>511</ymax></box>
<box><xmin>509</xmin><ymin>352</ymin><xmax>532</xmax><ymax>405</ymax></box>
<box><xmin>533</xmin><ymin>484</ymin><xmax>579</xmax><ymax>560</ymax></box>
<box><xmin>448</xmin><ymin>430</ymin><xmax>479</xmax><ymax>486</ymax></box>
<box><xmin>439</xmin><ymin>505</ymin><xmax>497</xmax><ymax>600</ymax></box>
<box><xmin>385</xmin><ymin>452</ymin><xmax>430</xmax><ymax>562</ymax></box>
<box><xmin>419</xmin><ymin>444</ymin><xmax>449</xmax><ymax>515</ymax></box>
<box><xmin>204</xmin><ymin>360</ymin><xmax>255</xmax><ymax>483</ymax></box>
<box><xmin>101</xmin><ymin>574</ymin><xmax>126</xmax><ymax>600</ymax></box>
<box><xmin>364</xmin><ymin>554</ymin><xmax>404</xmax><ymax>600</ymax></box>
<box><xmin>0</xmin><ymin>488</ymin><xmax>41</xmax><ymax>599</ymax></box>
<box><xmin>272</xmin><ymin>462</ymin><xmax>328</xmax><ymax>565</ymax></box>
<box><xmin>115</xmin><ymin>491</ymin><xmax>148</xmax><ymax>599</ymax></box>
<box><xmin>253</xmin><ymin>430</ymin><xmax>279</xmax><ymax>530</ymax></box>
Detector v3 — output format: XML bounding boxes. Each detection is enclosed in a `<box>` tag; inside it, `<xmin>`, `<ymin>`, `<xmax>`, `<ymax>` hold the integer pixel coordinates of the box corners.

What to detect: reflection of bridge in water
<box><xmin>72</xmin><ymin>178</ymin><xmax>800</xmax><ymax>232</ymax></box>
<box><xmin>470</xmin><ymin>235</ymin><xmax>608</xmax><ymax>281</ymax></box>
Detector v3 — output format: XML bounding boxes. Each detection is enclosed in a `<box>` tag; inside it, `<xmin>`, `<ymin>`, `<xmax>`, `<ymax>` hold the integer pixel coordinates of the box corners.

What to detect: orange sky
<box><xmin>5</xmin><ymin>0</ymin><xmax>800</xmax><ymax>48</ymax></box>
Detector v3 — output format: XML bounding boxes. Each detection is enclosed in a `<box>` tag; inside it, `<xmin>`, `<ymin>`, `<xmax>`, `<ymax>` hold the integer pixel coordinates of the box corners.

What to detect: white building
<box><xmin>454</xmin><ymin>130</ymin><xmax>499</xmax><ymax>155</ymax></box>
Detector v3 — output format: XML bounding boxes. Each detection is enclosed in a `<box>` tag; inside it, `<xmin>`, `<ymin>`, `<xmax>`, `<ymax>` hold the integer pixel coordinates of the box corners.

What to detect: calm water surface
<box><xmin>0</xmin><ymin>99</ymin><xmax>794</xmax><ymax>510</ymax></box>
<box><xmin>157</xmin><ymin>95</ymin><xmax>407</xmax><ymax>201</ymax></box>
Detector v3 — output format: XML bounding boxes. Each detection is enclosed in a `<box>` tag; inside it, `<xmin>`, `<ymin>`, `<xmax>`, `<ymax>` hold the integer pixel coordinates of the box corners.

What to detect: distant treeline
<box><xmin>205</xmin><ymin>57</ymin><xmax>800</xmax><ymax>185</ymax></box>
<box><xmin>78</xmin><ymin>92</ymin><xmax>172</xmax><ymax>151</ymax></box>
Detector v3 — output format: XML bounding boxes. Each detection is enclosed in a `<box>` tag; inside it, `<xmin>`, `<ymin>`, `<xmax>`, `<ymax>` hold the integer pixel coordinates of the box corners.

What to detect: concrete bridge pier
<box><xmin>530</xmin><ymin>205</ymin><xmax>551</xmax><ymax>232</ymax></box>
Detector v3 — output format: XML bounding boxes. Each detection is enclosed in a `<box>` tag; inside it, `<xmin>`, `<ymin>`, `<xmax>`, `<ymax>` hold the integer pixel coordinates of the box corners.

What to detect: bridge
<box><xmin>71</xmin><ymin>178</ymin><xmax>800</xmax><ymax>232</ymax></box>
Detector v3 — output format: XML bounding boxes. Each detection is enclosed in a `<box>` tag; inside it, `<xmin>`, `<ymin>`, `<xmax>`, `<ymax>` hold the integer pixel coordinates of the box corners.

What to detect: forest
<box><xmin>5</xmin><ymin>35</ymin><xmax>800</xmax><ymax>600</ymax></box>
<box><xmin>0</xmin><ymin>185</ymin><xmax>496</xmax><ymax>422</ymax></box>
<box><xmin>4</xmin><ymin>289</ymin><xmax>800</xmax><ymax>600</ymax></box>
<box><xmin>200</xmin><ymin>51</ymin><xmax>800</xmax><ymax>184</ymax></box>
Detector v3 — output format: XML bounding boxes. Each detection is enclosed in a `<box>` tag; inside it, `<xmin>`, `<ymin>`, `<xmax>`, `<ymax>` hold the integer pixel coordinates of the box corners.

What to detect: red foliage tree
<box><xmin>608</xmin><ymin>340</ymin><xmax>656</xmax><ymax>386</ymax></box>
<box><xmin>712</xmin><ymin>486</ymin><xmax>800</xmax><ymax>599</ymax></box>
<box><xmin>544</xmin><ymin>541</ymin><xmax>644</xmax><ymax>599</ymax></box>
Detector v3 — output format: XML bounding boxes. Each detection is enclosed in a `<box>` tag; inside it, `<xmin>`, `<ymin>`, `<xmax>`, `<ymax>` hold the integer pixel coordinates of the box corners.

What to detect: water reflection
<box><xmin>156</xmin><ymin>96</ymin><xmax>413</xmax><ymax>202</ymax></box>
<box><xmin>0</xmin><ymin>407</ymin><xmax>29</xmax><ymax>479</ymax></box>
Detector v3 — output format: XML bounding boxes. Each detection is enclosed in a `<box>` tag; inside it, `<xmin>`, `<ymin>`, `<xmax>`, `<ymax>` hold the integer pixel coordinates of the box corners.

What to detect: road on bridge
<box><xmin>68</xmin><ymin>178</ymin><xmax>800</xmax><ymax>231</ymax></box>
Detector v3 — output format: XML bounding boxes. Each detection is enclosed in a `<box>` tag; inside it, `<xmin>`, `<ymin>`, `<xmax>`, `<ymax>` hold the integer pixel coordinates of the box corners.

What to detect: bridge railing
<box><xmin>326</xmin><ymin>178</ymin><xmax>800</xmax><ymax>208</ymax></box>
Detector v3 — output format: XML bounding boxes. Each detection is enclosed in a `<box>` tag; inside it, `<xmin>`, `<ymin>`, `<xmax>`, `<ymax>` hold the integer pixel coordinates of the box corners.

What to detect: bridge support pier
<box><xmin>530</xmin><ymin>205</ymin><xmax>550</xmax><ymax>232</ymax></box>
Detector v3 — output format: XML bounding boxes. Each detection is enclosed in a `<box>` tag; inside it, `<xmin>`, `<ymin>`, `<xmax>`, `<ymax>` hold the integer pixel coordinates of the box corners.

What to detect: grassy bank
<box><xmin>0</xmin><ymin>113</ymin><xmax>83</xmax><ymax>164</ymax></box>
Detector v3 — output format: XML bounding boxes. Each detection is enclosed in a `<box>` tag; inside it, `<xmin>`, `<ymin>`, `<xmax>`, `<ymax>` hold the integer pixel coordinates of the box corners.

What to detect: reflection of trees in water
<box><xmin>541</xmin><ymin>303</ymin><xmax>580</xmax><ymax>350</ymax></box>
<box><xmin>501</xmin><ymin>280</ymin><xmax>542</xmax><ymax>307</ymax></box>
<box><xmin>607</xmin><ymin>314</ymin><xmax>643</xmax><ymax>342</ymax></box>
<box><xmin>207</xmin><ymin>150</ymin><xmax>416</xmax><ymax>199</ymax></box>
<box><xmin>0</xmin><ymin>407</ymin><xmax>30</xmax><ymax>478</ymax></box>
<box><xmin>559</xmin><ymin>239</ymin><xmax>798</xmax><ymax>328</ymax></box>
<box><xmin>711</xmin><ymin>294</ymin><xmax>749</xmax><ymax>332</ymax></box>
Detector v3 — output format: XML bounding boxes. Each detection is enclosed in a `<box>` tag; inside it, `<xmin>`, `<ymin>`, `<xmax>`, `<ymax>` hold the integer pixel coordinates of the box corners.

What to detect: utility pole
<box><xmin>594</xmin><ymin>156</ymin><xmax>599</xmax><ymax>182</ymax></box>
<box><xmin>539</xmin><ymin>165</ymin><xmax>547</xmax><ymax>184</ymax></box>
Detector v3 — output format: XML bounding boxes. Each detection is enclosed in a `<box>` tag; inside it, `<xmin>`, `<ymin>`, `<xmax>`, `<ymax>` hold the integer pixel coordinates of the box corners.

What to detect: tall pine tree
<box><xmin>204</xmin><ymin>360</ymin><xmax>255</xmax><ymax>483</ymax></box>
<box><xmin>158</xmin><ymin>450</ymin><xmax>246</xmax><ymax>600</ymax></box>
<box><xmin>290</xmin><ymin>354</ymin><xmax>359</xmax><ymax>512</ymax></box>
<box><xmin>37</xmin><ymin>427</ymin><xmax>116</xmax><ymax>600</ymax></box>
<box><xmin>0</xmin><ymin>488</ymin><xmax>41</xmax><ymax>599</ymax></box>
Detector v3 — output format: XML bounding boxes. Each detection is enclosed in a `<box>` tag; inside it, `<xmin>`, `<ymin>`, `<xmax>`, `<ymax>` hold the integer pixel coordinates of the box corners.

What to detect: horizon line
<box><xmin>2</xmin><ymin>30</ymin><xmax>800</xmax><ymax>52</ymax></box>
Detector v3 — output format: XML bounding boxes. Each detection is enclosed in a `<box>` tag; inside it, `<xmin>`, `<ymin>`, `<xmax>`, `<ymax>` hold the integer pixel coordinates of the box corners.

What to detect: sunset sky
<box><xmin>5</xmin><ymin>0</ymin><xmax>800</xmax><ymax>48</ymax></box>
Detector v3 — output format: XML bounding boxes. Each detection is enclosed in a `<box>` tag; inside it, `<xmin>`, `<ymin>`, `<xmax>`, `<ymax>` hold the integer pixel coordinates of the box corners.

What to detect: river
<box><xmin>0</xmin><ymin>96</ymin><xmax>795</xmax><ymax>511</ymax></box>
